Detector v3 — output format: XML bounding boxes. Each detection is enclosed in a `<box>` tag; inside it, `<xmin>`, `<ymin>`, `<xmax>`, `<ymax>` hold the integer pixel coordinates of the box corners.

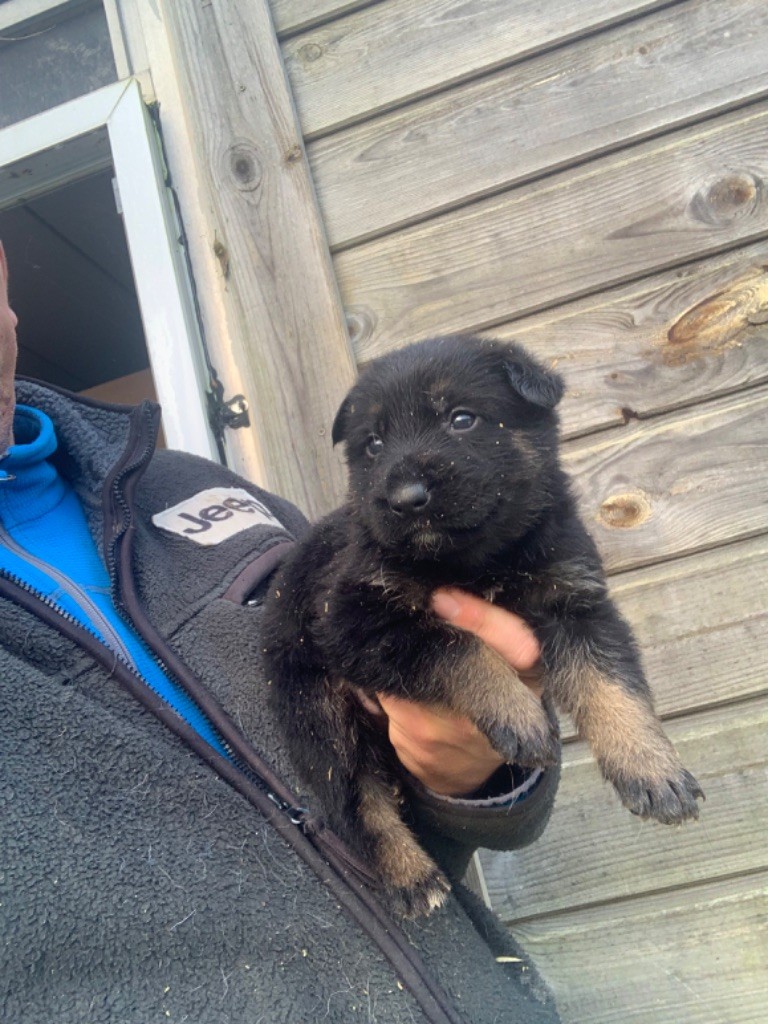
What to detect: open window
<box><xmin>0</xmin><ymin>77</ymin><xmax>218</xmax><ymax>460</ymax></box>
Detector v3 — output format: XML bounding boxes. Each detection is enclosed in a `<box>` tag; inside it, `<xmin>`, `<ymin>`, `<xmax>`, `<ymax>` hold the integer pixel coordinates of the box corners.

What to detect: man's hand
<box><xmin>375</xmin><ymin>588</ymin><xmax>543</xmax><ymax>797</ymax></box>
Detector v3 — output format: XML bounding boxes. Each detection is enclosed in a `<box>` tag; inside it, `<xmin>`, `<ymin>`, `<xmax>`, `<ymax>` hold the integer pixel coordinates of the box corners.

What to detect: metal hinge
<box><xmin>206</xmin><ymin>367</ymin><xmax>250</xmax><ymax>435</ymax></box>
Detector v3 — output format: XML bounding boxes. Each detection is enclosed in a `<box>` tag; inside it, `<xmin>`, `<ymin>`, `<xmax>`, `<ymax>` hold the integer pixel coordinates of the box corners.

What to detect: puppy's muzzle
<box><xmin>388</xmin><ymin>481</ymin><xmax>431</xmax><ymax>516</ymax></box>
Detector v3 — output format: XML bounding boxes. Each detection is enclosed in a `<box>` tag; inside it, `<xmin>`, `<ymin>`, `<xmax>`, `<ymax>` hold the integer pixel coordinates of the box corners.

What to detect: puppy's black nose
<box><xmin>388</xmin><ymin>481</ymin><xmax>431</xmax><ymax>515</ymax></box>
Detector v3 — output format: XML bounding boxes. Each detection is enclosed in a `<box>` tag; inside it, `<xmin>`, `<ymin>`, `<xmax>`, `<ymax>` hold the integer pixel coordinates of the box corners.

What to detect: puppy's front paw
<box><xmin>612</xmin><ymin>766</ymin><xmax>704</xmax><ymax>824</ymax></box>
<box><xmin>388</xmin><ymin>867</ymin><xmax>451</xmax><ymax>919</ymax></box>
<box><xmin>482</xmin><ymin>716</ymin><xmax>559</xmax><ymax>769</ymax></box>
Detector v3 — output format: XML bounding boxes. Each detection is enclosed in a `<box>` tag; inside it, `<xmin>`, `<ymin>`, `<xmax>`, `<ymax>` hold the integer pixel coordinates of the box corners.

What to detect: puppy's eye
<box><xmin>449</xmin><ymin>410</ymin><xmax>477</xmax><ymax>432</ymax></box>
<box><xmin>366</xmin><ymin>434</ymin><xmax>384</xmax><ymax>457</ymax></box>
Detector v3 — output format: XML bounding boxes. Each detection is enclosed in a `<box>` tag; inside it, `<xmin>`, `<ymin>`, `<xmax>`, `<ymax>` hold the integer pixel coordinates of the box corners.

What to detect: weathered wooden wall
<box><xmin>266</xmin><ymin>1</ymin><xmax>768</xmax><ymax>1020</ymax></box>
<box><xmin>155</xmin><ymin>0</ymin><xmax>358</xmax><ymax>518</ymax></box>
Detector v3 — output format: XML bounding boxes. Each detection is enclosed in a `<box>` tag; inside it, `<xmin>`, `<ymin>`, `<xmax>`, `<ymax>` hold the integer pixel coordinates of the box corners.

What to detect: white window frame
<box><xmin>0</xmin><ymin>79</ymin><xmax>218</xmax><ymax>461</ymax></box>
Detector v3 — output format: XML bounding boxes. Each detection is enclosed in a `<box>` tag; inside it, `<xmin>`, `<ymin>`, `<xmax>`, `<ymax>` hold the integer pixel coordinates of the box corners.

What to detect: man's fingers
<box><xmin>376</xmin><ymin>692</ymin><xmax>506</xmax><ymax>796</ymax></box>
<box><xmin>431</xmin><ymin>587</ymin><xmax>541</xmax><ymax>672</ymax></box>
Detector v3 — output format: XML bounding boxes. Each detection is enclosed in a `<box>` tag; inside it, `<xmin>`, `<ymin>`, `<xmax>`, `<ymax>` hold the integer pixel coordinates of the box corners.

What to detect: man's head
<box><xmin>0</xmin><ymin>242</ymin><xmax>18</xmax><ymax>455</ymax></box>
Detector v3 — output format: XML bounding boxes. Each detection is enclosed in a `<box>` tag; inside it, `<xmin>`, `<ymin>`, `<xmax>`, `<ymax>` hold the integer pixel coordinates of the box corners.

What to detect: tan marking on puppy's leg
<box><xmin>449</xmin><ymin>645</ymin><xmax>557</xmax><ymax>765</ymax></box>
<box><xmin>555</xmin><ymin>659</ymin><xmax>703</xmax><ymax>822</ymax></box>
<box><xmin>555</xmin><ymin>658</ymin><xmax>680</xmax><ymax>782</ymax></box>
<box><xmin>455</xmin><ymin>645</ymin><xmax>547</xmax><ymax>726</ymax></box>
<box><xmin>358</xmin><ymin>775</ymin><xmax>448</xmax><ymax>911</ymax></box>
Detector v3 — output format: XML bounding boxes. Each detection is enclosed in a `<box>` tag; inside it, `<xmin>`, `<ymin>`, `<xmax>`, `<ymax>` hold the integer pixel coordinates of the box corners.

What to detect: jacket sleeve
<box><xmin>404</xmin><ymin>760</ymin><xmax>561</xmax><ymax>882</ymax></box>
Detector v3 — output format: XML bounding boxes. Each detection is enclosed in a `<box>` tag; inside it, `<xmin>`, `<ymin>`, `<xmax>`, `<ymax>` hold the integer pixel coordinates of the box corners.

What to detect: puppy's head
<box><xmin>332</xmin><ymin>335</ymin><xmax>564</xmax><ymax>565</ymax></box>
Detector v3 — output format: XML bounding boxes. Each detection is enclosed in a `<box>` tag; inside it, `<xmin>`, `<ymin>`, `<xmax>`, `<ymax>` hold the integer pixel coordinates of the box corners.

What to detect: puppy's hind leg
<box><xmin>271</xmin><ymin>673</ymin><xmax>363</xmax><ymax>830</ymax></box>
<box><xmin>271</xmin><ymin>674</ymin><xmax>448</xmax><ymax>917</ymax></box>
<box><xmin>357</xmin><ymin>770</ymin><xmax>450</xmax><ymax>919</ymax></box>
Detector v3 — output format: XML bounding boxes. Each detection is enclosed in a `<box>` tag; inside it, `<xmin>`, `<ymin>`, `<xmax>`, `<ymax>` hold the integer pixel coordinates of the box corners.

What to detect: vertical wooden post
<box><xmin>158</xmin><ymin>0</ymin><xmax>356</xmax><ymax>518</ymax></box>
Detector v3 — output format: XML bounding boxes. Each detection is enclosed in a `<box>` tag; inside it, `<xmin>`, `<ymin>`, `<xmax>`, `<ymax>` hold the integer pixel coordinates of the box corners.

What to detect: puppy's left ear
<box><xmin>331</xmin><ymin>396</ymin><xmax>352</xmax><ymax>446</ymax></box>
<box><xmin>504</xmin><ymin>351</ymin><xmax>564</xmax><ymax>409</ymax></box>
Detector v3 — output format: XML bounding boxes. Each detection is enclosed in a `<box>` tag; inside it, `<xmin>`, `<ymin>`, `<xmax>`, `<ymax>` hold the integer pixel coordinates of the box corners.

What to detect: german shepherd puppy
<box><xmin>263</xmin><ymin>335</ymin><xmax>703</xmax><ymax>917</ymax></box>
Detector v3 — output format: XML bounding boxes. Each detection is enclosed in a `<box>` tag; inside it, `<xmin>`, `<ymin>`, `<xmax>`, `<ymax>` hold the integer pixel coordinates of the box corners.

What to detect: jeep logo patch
<box><xmin>152</xmin><ymin>487</ymin><xmax>286</xmax><ymax>546</ymax></box>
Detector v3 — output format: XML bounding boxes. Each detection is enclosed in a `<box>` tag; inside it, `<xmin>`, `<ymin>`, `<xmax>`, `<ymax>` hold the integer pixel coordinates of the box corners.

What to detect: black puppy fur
<box><xmin>263</xmin><ymin>335</ymin><xmax>704</xmax><ymax>917</ymax></box>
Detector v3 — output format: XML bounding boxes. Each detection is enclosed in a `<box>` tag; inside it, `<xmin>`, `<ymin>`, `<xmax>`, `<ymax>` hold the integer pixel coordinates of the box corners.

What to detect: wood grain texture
<box><xmin>610</xmin><ymin>535</ymin><xmax>768</xmax><ymax>719</ymax></box>
<box><xmin>310</xmin><ymin>0</ymin><xmax>768</xmax><ymax>247</ymax></box>
<box><xmin>514</xmin><ymin>872</ymin><xmax>768</xmax><ymax>1024</ymax></box>
<box><xmin>270</xmin><ymin>0</ymin><xmax>376</xmax><ymax>36</ymax></box>
<box><xmin>564</xmin><ymin>385</ymin><xmax>768</xmax><ymax>574</ymax></box>
<box><xmin>283</xmin><ymin>0</ymin><xmax>675</xmax><ymax>138</ymax></box>
<box><xmin>337</xmin><ymin>102</ymin><xmax>768</xmax><ymax>361</ymax></box>
<box><xmin>490</xmin><ymin>243</ymin><xmax>768</xmax><ymax>440</ymax></box>
<box><xmin>549</xmin><ymin>533</ymin><xmax>768</xmax><ymax>740</ymax></box>
<box><xmin>482</xmin><ymin>697</ymin><xmax>768</xmax><ymax>920</ymax></box>
<box><xmin>157</xmin><ymin>0</ymin><xmax>356</xmax><ymax>517</ymax></box>
<box><xmin>544</xmin><ymin>534</ymin><xmax>768</xmax><ymax>741</ymax></box>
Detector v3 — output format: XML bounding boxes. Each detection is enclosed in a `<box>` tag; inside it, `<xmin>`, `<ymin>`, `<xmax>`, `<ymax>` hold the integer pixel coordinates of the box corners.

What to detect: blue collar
<box><xmin>2</xmin><ymin>406</ymin><xmax>57</xmax><ymax>473</ymax></box>
<box><xmin>0</xmin><ymin>407</ymin><xmax>62</xmax><ymax>527</ymax></box>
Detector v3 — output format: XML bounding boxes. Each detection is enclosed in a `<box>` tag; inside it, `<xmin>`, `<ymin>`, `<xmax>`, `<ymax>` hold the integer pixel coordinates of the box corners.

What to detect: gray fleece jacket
<box><xmin>0</xmin><ymin>380</ymin><xmax>561</xmax><ymax>1024</ymax></box>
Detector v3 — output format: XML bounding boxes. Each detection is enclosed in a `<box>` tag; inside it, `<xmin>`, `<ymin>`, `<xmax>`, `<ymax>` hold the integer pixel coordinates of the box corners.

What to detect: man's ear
<box><xmin>504</xmin><ymin>350</ymin><xmax>564</xmax><ymax>409</ymax></box>
<box><xmin>331</xmin><ymin>396</ymin><xmax>352</xmax><ymax>446</ymax></box>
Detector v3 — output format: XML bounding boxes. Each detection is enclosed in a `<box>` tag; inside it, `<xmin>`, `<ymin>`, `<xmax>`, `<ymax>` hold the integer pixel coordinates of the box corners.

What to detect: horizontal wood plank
<box><xmin>270</xmin><ymin>0</ymin><xmax>375</xmax><ymax>36</ymax></box>
<box><xmin>311</xmin><ymin>0</ymin><xmax>768</xmax><ymax>247</ymax></box>
<box><xmin>564</xmin><ymin>386</ymin><xmax>768</xmax><ymax>574</ymax></box>
<box><xmin>337</xmin><ymin>102</ymin><xmax>768</xmax><ymax>361</ymax></box>
<box><xmin>283</xmin><ymin>0</ymin><xmax>675</xmax><ymax>138</ymax></box>
<box><xmin>542</xmin><ymin>535</ymin><xmax>768</xmax><ymax>741</ymax></box>
<box><xmin>490</xmin><ymin>243</ymin><xmax>768</xmax><ymax>440</ymax></box>
<box><xmin>482</xmin><ymin>698</ymin><xmax>768</xmax><ymax>920</ymax></box>
<box><xmin>513</xmin><ymin>873</ymin><xmax>768</xmax><ymax>1024</ymax></box>
<box><xmin>609</xmin><ymin>535</ymin><xmax>768</xmax><ymax>719</ymax></box>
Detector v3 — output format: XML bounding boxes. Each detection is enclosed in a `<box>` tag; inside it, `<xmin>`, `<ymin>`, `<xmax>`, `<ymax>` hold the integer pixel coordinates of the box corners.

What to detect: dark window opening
<box><xmin>0</xmin><ymin>1</ymin><xmax>117</xmax><ymax>130</ymax></box>
<box><xmin>0</xmin><ymin>168</ymin><xmax>162</xmax><ymax>423</ymax></box>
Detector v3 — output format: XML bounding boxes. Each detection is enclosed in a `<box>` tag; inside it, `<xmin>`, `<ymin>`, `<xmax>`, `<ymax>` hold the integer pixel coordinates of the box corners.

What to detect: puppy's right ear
<box><xmin>504</xmin><ymin>351</ymin><xmax>564</xmax><ymax>409</ymax></box>
<box><xmin>331</xmin><ymin>396</ymin><xmax>352</xmax><ymax>446</ymax></box>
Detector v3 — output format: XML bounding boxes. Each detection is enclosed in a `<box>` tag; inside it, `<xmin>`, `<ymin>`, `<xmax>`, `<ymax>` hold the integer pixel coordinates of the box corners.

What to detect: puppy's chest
<box><xmin>329</xmin><ymin>559</ymin><xmax>549</xmax><ymax>618</ymax></box>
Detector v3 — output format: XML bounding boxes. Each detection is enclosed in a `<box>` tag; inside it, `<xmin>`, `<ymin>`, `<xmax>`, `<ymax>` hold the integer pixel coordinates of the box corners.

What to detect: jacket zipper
<box><xmin>0</xmin><ymin>560</ymin><xmax>239</xmax><ymax>761</ymax></box>
<box><xmin>0</xmin><ymin>566</ymin><xmax>127</xmax><ymax>659</ymax></box>
<box><xmin>0</xmin><ymin>523</ymin><xmax>135</xmax><ymax>667</ymax></box>
<box><xmin>99</xmin><ymin>407</ymin><xmax>303</xmax><ymax>802</ymax></box>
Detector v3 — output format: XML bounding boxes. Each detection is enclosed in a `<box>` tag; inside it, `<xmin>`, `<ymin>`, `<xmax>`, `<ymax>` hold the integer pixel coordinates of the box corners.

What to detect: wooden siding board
<box><xmin>481</xmin><ymin>697</ymin><xmax>768</xmax><ymax>920</ymax></box>
<box><xmin>283</xmin><ymin>0</ymin><xmax>677</xmax><ymax>138</ymax></box>
<box><xmin>270</xmin><ymin>0</ymin><xmax>378</xmax><ymax>36</ymax></box>
<box><xmin>515</xmin><ymin>873</ymin><xmax>768</xmax><ymax>1024</ymax></box>
<box><xmin>310</xmin><ymin>0</ymin><xmax>768</xmax><ymax>248</ymax></box>
<box><xmin>610</xmin><ymin>535</ymin><xmax>768</xmax><ymax>719</ymax></box>
<box><xmin>490</xmin><ymin>243</ymin><xmax>768</xmax><ymax>441</ymax></box>
<box><xmin>157</xmin><ymin>0</ymin><xmax>356</xmax><ymax>517</ymax></box>
<box><xmin>564</xmin><ymin>385</ymin><xmax>768</xmax><ymax>574</ymax></box>
<box><xmin>337</xmin><ymin>102</ymin><xmax>768</xmax><ymax>361</ymax></box>
<box><xmin>548</xmin><ymin>534</ymin><xmax>768</xmax><ymax>742</ymax></box>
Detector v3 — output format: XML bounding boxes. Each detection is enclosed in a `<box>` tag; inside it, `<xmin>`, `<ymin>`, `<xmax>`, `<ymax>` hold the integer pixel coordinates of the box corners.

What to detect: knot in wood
<box><xmin>660</xmin><ymin>265</ymin><xmax>768</xmax><ymax>364</ymax></box>
<box><xmin>635</xmin><ymin>36</ymin><xmax>662</xmax><ymax>62</ymax></box>
<box><xmin>598</xmin><ymin>491</ymin><xmax>652</xmax><ymax>530</ymax></box>
<box><xmin>298</xmin><ymin>42</ymin><xmax>323</xmax><ymax>64</ymax></box>
<box><xmin>345</xmin><ymin>306</ymin><xmax>376</xmax><ymax>348</ymax></box>
<box><xmin>226</xmin><ymin>143</ymin><xmax>262</xmax><ymax>193</ymax></box>
<box><xmin>689</xmin><ymin>172</ymin><xmax>761</xmax><ymax>227</ymax></box>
